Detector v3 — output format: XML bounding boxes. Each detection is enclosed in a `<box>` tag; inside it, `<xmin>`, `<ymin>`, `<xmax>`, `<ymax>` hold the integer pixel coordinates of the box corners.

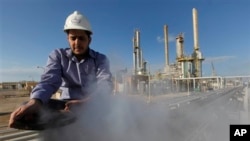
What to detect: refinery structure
<box><xmin>114</xmin><ymin>8</ymin><xmax>249</xmax><ymax>95</ymax></box>
<box><xmin>132</xmin><ymin>8</ymin><xmax>204</xmax><ymax>78</ymax></box>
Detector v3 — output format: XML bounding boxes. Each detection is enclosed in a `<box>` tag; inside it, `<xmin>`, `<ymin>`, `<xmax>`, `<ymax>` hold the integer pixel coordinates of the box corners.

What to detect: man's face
<box><xmin>67</xmin><ymin>29</ymin><xmax>91</xmax><ymax>56</ymax></box>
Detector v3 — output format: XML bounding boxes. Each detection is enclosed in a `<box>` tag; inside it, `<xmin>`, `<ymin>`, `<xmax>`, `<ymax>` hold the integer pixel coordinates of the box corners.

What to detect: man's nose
<box><xmin>75</xmin><ymin>38</ymin><xmax>80</xmax><ymax>45</ymax></box>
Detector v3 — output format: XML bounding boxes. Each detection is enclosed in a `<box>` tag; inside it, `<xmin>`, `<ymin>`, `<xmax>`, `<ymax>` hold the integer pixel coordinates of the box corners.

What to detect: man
<box><xmin>9</xmin><ymin>11</ymin><xmax>113</xmax><ymax>130</ymax></box>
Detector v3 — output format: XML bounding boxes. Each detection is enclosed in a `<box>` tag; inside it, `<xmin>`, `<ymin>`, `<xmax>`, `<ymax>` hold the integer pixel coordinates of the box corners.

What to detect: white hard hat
<box><xmin>64</xmin><ymin>11</ymin><xmax>92</xmax><ymax>34</ymax></box>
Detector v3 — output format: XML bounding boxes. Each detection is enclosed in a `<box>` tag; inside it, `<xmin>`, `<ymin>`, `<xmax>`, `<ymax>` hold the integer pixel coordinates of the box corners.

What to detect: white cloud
<box><xmin>202</xmin><ymin>56</ymin><xmax>250</xmax><ymax>76</ymax></box>
<box><xmin>0</xmin><ymin>66</ymin><xmax>43</xmax><ymax>82</ymax></box>
<box><xmin>0</xmin><ymin>67</ymin><xmax>41</xmax><ymax>74</ymax></box>
<box><xmin>203</xmin><ymin>56</ymin><xmax>236</xmax><ymax>64</ymax></box>
<box><xmin>156</xmin><ymin>34</ymin><xmax>176</xmax><ymax>44</ymax></box>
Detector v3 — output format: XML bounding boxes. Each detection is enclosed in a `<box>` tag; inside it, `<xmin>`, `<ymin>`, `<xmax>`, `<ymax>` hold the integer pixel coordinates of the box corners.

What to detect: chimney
<box><xmin>192</xmin><ymin>8</ymin><xmax>199</xmax><ymax>51</ymax></box>
<box><xmin>164</xmin><ymin>25</ymin><xmax>169</xmax><ymax>71</ymax></box>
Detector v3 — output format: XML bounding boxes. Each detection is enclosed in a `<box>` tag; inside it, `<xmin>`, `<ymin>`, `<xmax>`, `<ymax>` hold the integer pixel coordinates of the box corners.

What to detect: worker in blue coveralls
<box><xmin>9</xmin><ymin>11</ymin><xmax>113</xmax><ymax>130</ymax></box>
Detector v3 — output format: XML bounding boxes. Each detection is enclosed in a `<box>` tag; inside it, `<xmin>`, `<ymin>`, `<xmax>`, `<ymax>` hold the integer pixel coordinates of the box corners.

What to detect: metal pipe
<box><xmin>135</xmin><ymin>30</ymin><xmax>140</xmax><ymax>47</ymax></box>
<box><xmin>140</xmin><ymin>48</ymin><xmax>143</xmax><ymax>69</ymax></box>
<box><xmin>0</xmin><ymin>130</ymin><xmax>39</xmax><ymax>140</ymax></box>
<box><xmin>133</xmin><ymin>51</ymin><xmax>137</xmax><ymax>74</ymax></box>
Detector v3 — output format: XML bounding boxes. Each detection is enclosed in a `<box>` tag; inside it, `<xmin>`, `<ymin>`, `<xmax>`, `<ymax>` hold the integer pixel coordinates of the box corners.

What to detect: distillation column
<box><xmin>176</xmin><ymin>33</ymin><xmax>184</xmax><ymax>59</ymax></box>
<box><xmin>192</xmin><ymin>8</ymin><xmax>204</xmax><ymax>77</ymax></box>
<box><xmin>133</xmin><ymin>29</ymin><xmax>142</xmax><ymax>75</ymax></box>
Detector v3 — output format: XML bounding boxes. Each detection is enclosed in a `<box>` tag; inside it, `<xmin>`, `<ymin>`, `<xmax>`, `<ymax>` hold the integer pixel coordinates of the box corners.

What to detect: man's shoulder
<box><xmin>89</xmin><ymin>49</ymin><xmax>107</xmax><ymax>59</ymax></box>
<box><xmin>53</xmin><ymin>48</ymin><xmax>71</xmax><ymax>53</ymax></box>
<box><xmin>50</xmin><ymin>48</ymin><xmax>71</xmax><ymax>57</ymax></box>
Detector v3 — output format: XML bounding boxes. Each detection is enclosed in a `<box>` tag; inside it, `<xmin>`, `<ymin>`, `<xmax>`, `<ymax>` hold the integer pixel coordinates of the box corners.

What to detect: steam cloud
<box><xmin>37</xmin><ymin>85</ymin><xmax>244</xmax><ymax>141</ymax></box>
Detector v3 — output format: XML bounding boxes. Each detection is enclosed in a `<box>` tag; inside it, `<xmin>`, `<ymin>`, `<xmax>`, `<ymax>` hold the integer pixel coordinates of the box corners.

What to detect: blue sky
<box><xmin>0</xmin><ymin>0</ymin><xmax>250</xmax><ymax>82</ymax></box>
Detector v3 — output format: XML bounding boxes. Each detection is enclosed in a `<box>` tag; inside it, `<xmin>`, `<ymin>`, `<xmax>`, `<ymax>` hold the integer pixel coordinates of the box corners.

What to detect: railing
<box><xmin>0</xmin><ymin>125</ymin><xmax>39</xmax><ymax>141</ymax></box>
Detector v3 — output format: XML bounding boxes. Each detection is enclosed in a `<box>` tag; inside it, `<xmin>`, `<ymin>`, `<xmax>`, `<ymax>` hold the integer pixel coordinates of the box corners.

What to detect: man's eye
<box><xmin>70</xmin><ymin>36</ymin><xmax>85</xmax><ymax>41</ymax></box>
<box><xmin>78</xmin><ymin>37</ymin><xmax>84</xmax><ymax>40</ymax></box>
<box><xmin>70</xmin><ymin>37</ymin><xmax>77</xmax><ymax>41</ymax></box>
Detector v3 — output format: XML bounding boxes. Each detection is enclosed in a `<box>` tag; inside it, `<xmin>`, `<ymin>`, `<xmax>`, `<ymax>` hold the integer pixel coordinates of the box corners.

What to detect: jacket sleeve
<box><xmin>95</xmin><ymin>54</ymin><xmax>113</xmax><ymax>95</ymax></box>
<box><xmin>30</xmin><ymin>49</ymin><xmax>63</xmax><ymax>104</ymax></box>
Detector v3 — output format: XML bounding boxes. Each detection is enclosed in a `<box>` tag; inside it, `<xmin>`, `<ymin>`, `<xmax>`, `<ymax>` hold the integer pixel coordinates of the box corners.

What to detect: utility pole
<box><xmin>211</xmin><ymin>62</ymin><xmax>216</xmax><ymax>76</ymax></box>
<box><xmin>37</xmin><ymin>66</ymin><xmax>45</xmax><ymax>72</ymax></box>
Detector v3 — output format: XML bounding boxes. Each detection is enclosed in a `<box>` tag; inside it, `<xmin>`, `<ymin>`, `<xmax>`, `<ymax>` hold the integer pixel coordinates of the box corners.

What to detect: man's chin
<box><xmin>73</xmin><ymin>50</ymin><xmax>85</xmax><ymax>55</ymax></box>
<box><xmin>74</xmin><ymin>52</ymin><xmax>83</xmax><ymax>55</ymax></box>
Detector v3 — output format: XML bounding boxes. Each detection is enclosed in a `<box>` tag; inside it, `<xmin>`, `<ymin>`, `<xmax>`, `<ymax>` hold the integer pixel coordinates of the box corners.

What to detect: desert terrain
<box><xmin>0</xmin><ymin>90</ymin><xmax>30</xmax><ymax>126</ymax></box>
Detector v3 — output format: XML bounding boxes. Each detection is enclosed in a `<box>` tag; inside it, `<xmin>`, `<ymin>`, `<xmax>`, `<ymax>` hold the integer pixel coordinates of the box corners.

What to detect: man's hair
<box><xmin>65</xmin><ymin>30</ymin><xmax>91</xmax><ymax>39</ymax></box>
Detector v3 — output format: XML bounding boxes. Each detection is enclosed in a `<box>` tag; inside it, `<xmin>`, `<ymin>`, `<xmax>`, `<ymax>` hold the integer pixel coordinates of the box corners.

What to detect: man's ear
<box><xmin>66</xmin><ymin>33</ymin><xmax>70</xmax><ymax>41</ymax></box>
<box><xmin>65</xmin><ymin>30</ymin><xmax>69</xmax><ymax>40</ymax></box>
<box><xmin>88</xmin><ymin>37</ymin><xmax>92</xmax><ymax>44</ymax></box>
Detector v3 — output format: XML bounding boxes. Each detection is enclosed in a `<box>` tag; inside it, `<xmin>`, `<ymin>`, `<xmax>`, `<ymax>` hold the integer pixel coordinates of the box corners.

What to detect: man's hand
<box><xmin>8</xmin><ymin>99</ymin><xmax>42</xmax><ymax>129</ymax></box>
<box><xmin>64</xmin><ymin>97</ymin><xmax>90</xmax><ymax>111</ymax></box>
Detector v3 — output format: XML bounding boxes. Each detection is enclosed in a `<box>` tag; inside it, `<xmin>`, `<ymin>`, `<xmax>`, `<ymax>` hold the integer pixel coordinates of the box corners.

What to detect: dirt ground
<box><xmin>0</xmin><ymin>96</ymin><xmax>30</xmax><ymax>125</ymax></box>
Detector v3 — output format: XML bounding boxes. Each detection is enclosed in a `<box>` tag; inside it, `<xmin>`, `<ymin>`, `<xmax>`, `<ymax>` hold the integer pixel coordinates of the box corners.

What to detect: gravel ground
<box><xmin>0</xmin><ymin>96</ymin><xmax>30</xmax><ymax>125</ymax></box>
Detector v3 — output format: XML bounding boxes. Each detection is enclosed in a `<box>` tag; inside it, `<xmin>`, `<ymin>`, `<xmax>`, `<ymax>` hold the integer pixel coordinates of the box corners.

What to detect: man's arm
<box><xmin>95</xmin><ymin>54</ymin><xmax>113</xmax><ymax>94</ymax></box>
<box><xmin>30</xmin><ymin>49</ymin><xmax>63</xmax><ymax>104</ymax></box>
